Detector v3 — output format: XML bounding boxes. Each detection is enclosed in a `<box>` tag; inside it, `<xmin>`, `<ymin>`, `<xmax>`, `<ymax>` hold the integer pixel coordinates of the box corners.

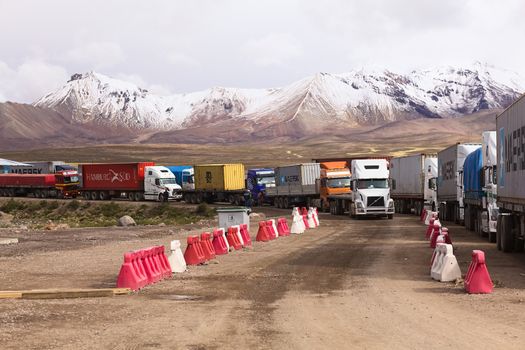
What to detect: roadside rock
<box><xmin>0</xmin><ymin>211</ymin><xmax>14</xmax><ymax>223</ymax></box>
<box><xmin>249</xmin><ymin>212</ymin><xmax>266</xmax><ymax>219</ymax></box>
<box><xmin>118</xmin><ymin>215</ymin><xmax>137</xmax><ymax>227</ymax></box>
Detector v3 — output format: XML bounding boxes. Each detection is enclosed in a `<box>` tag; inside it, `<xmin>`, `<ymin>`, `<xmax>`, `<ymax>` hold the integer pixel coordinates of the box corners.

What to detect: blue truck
<box><xmin>246</xmin><ymin>168</ymin><xmax>275</xmax><ymax>205</ymax></box>
<box><xmin>165</xmin><ymin>166</ymin><xmax>194</xmax><ymax>190</ymax></box>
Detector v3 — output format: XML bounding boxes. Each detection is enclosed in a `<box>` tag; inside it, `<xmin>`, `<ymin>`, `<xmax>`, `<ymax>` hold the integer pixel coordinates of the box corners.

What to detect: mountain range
<box><xmin>1</xmin><ymin>62</ymin><xmax>524</xmax><ymax>150</ymax></box>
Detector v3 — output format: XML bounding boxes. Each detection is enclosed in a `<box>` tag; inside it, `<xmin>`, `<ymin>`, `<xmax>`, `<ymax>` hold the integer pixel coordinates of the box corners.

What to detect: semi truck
<box><xmin>390</xmin><ymin>154</ymin><xmax>437</xmax><ymax>216</ymax></box>
<box><xmin>327</xmin><ymin>159</ymin><xmax>394</xmax><ymax>218</ymax></box>
<box><xmin>496</xmin><ymin>95</ymin><xmax>525</xmax><ymax>253</ymax></box>
<box><xmin>182</xmin><ymin>164</ymin><xmax>248</xmax><ymax>205</ymax></box>
<box><xmin>246</xmin><ymin>168</ymin><xmax>275</xmax><ymax>205</ymax></box>
<box><xmin>265</xmin><ymin>163</ymin><xmax>321</xmax><ymax>209</ymax></box>
<box><xmin>437</xmin><ymin>143</ymin><xmax>481</xmax><ymax>224</ymax></box>
<box><xmin>462</xmin><ymin>131</ymin><xmax>498</xmax><ymax>241</ymax></box>
<box><xmin>0</xmin><ymin>170</ymin><xmax>80</xmax><ymax>198</ymax></box>
<box><xmin>8</xmin><ymin>161</ymin><xmax>77</xmax><ymax>174</ymax></box>
<box><xmin>79</xmin><ymin>162</ymin><xmax>182</xmax><ymax>201</ymax></box>
<box><xmin>165</xmin><ymin>166</ymin><xmax>194</xmax><ymax>190</ymax></box>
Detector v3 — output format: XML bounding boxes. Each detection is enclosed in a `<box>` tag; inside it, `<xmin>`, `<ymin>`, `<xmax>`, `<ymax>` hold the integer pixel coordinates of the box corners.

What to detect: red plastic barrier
<box><xmin>184</xmin><ymin>235</ymin><xmax>206</xmax><ymax>265</ymax></box>
<box><xmin>256</xmin><ymin>220</ymin><xmax>271</xmax><ymax>242</ymax></box>
<box><xmin>145</xmin><ymin>248</ymin><xmax>162</xmax><ymax>283</ymax></box>
<box><xmin>266</xmin><ymin>220</ymin><xmax>277</xmax><ymax>240</ymax></box>
<box><xmin>429</xmin><ymin>224</ymin><xmax>441</xmax><ymax>248</ymax></box>
<box><xmin>239</xmin><ymin>224</ymin><xmax>252</xmax><ymax>247</ymax></box>
<box><xmin>277</xmin><ymin>218</ymin><xmax>290</xmax><ymax>236</ymax></box>
<box><xmin>420</xmin><ymin>208</ymin><xmax>427</xmax><ymax>222</ymax></box>
<box><xmin>155</xmin><ymin>246</ymin><xmax>172</xmax><ymax>279</ymax></box>
<box><xmin>425</xmin><ymin>218</ymin><xmax>436</xmax><ymax>239</ymax></box>
<box><xmin>301</xmin><ymin>207</ymin><xmax>308</xmax><ymax>216</ymax></box>
<box><xmin>464</xmin><ymin>250</ymin><xmax>493</xmax><ymax>294</ymax></box>
<box><xmin>200</xmin><ymin>232</ymin><xmax>216</xmax><ymax>260</ymax></box>
<box><xmin>117</xmin><ymin>252</ymin><xmax>147</xmax><ymax>291</ymax></box>
<box><xmin>227</xmin><ymin>227</ymin><xmax>242</xmax><ymax>250</ymax></box>
<box><xmin>212</xmin><ymin>229</ymin><xmax>229</xmax><ymax>255</ymax></box>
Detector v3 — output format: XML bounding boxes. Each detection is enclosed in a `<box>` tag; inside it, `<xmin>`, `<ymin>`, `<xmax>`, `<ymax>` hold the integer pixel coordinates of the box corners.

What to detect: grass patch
<box><xmin>0</xmin><ymin>198</ymin><xmax>215</xmax><ymax>229</ymax></box>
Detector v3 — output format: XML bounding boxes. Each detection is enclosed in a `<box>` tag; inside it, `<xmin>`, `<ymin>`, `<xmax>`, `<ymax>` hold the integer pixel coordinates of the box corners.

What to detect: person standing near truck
<box><xmin>244</xmin><ymin>190</ymin><xmax>253</xmax><ymax>209</ymax></box>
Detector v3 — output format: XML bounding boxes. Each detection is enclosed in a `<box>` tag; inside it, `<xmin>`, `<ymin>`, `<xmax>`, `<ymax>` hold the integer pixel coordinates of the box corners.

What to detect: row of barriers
<box><xmin>116</xmin><ymin>208</ymin><xmax>320</xmax><ymax>291</ymax></box>
<box><xmin>422</xmin><ymin>209</ymin><xmax>493</xmax><ymax>294</ymax></box>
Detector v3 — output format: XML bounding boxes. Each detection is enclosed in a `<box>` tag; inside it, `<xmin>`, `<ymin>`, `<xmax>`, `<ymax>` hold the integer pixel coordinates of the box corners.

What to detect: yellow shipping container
<box><xmin>194</xmin><ymin>164</ymin><xmax>245</xmax><ymax>191</ymax></box>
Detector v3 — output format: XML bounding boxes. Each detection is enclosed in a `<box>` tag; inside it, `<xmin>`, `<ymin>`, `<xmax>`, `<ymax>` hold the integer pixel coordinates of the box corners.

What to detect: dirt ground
<box><xmin>2</xmin><ymin>208</ymin><xmax>525</xmax><ymax>349</ymax></box>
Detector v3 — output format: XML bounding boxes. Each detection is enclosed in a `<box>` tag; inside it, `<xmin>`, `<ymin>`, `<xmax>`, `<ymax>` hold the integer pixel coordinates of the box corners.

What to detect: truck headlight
<box><xmin>388</xmin><ymin>200</ymin><xmax>394</xmax><ymax>208</ymax></box>
<box><xmin>356</xmin><ymin>202</ymin><xmax>364</xmax><ymax>208</ymax></box>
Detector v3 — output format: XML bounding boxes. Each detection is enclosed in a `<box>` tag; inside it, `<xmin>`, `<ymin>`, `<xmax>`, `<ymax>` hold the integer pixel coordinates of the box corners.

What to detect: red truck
<box><xmin>78</xmin><ymin>162</ymin><xmax>182</xmax><ymax>201</ymax></box>
<box><xmin>0</xmin><ymin>171</ymin><xmax>80</xmax><ymax>198</ymax></box>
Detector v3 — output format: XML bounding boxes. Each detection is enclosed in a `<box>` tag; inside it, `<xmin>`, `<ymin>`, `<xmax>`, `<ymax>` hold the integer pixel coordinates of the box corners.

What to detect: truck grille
<box><xmin>367</xmin><ymin>196</ymin><xmax>385</xmax><ymax>207</ymax></box>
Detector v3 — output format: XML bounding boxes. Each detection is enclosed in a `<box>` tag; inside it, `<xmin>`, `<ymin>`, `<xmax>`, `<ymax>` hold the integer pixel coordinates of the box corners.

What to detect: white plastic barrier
<box><xmin>311</xmin><ymin>207</ymin><xmax>320</xmax><ymax>226</ymax></box>
<box><xmin>291</xmin><ymin>208</ymin><xmax>305</xmax><ymax>234</ymax></box>
<box><xmin>307</xmin><ymin>208</ymin><xmax>316</xmax><ymax>228</ymax></box>
<box><xmin>216</xmin><ymin>228</ymin><xmax>229</xmax><ymax>251</ymax></box>
<box><xmin>168</xmin><ymin>240</ymin><xmax>187</xmax><ymax>273</ymax></box>
<box><xmin>431</xmin><ymin>243</ymin><xmax>461</xmax><ymax>282</ymax></box>
<box><xmin>231</xmin><ymin>225</ymin><xmax>244</xmax><ymax>246</ymax></box>
<box><xmin>424</xmin><ymin>211</ymin><xmax>436</xmax><ymax>225</ymax></box>
<box><xmin>270</xmin><ymin>219</ymin><xmax>279</xmax><ymax>238</ymax></box>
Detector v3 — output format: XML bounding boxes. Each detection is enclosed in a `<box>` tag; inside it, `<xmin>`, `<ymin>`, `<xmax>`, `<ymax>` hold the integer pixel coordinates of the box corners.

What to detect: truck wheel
<box><xmin>90</xmin><ymin>191</ymin><xmax>98</xmax><ymax>201</ymax></box>
<box><xmin>135</xmin><ymin>192</ymin><xmax>143</xmax><ymax>201</ymax></box>
<box><xmin>501</xmin><ymin>214</ymin><xmax>514</xmax><ymax>253</ymax></box>
<box><xmin>99</xmin><ymin>191</ymin><xmax>108</xmax><ymax>201</ymax></box>
<box><xmin>283</xmin><ymin>197</ymin><xmax>289</xmax><ymax>209</ymax></box>
<box><xmin>196</xmin><ymin>193</ymin><xmax>203</xmax><ymax>204</ymax></box>
<box><xmin>128</xmin><ymin>192</ymin><xmax>135</xmax><ymax>201</ymax></box>
<box><xmin>388</xmin><ymin>214</ymin><xmax>394</xmax><ymax>220</ymax></box>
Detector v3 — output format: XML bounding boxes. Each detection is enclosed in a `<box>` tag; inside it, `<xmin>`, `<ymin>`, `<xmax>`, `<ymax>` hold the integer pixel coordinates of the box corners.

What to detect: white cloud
<box><xmin>64</xmin><ymin>42</ymin><xmax>125</xmax><ymax>69</ymax></box>
<box><xmin>241</xmin><ymin>33</ymin><xmax>303</xmax><ymax>67</ymax></box>
<box><xmin>166</xmin><ymin>53</ymin><xmax>199</xmax><ymax>67</ymax></box>
<box><xmin>0</xmin><ymin>60</ymin><xmax>68</xmax><ymax>103</ymax></box>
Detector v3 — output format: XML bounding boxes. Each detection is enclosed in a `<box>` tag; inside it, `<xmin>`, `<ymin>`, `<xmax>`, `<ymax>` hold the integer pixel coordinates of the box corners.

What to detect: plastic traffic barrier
<box><xmin>239</xmin><ymin>224</ymin><xmax>252</xmax><ymax>247</ymax></box>
<box><xmin>425</xmin><ymin>211</ymin><xmax>437</xmax><ymax>226</ymax></box>
<box><xmin>436</xmin><ymin>227</ymin><xmax>452</xmax><ymax>246</ymax></box>
<box><xmin>291</xmin><ymin>208</ymin><xmax>305</xmax><ymax>234</ymax></box>
<box><xmin>168</xmin><ymin>240</ymin><xmax>187</xmax><ymax>273</ymax></box>
<box><xmin>311</xmin><ymin>207</ymin><xmax>319</xmax><ymax>227</ymax></box>
<box><xmin>464</xmin><ymin>250</ymin><xmax>493</xmax><ymax>294</ymax></box>
<box><xmin>144</xmin><ymin>247</ymin><xmax>162</xmax><ymax>283</ymax></box>
<box><xmin>184</xmin><ymin>235</ymin><xmax>206</xmax><ymax>265</ymax></box>
<box><xmin>156</xmin><ymin>245</ymin><xmax>173</xmax><ymax>279</ymax></box>
<box><xmin>212</xmin><ymin>229</ymin><xmax>229</xmax><ymax>255</ymax></box>
<box><xmin>227</xmin><ymin>227</ymin><xmax>242</xmax><ymax>250</ymax></box>
<box><xmin>425</xmin><ymin>217</ymin><xmax>436</xmax><ymax>239</ymax></box>
<box><xmin>277</xmin><ymin>218</ymin><xmax>290</xmax><ymax>236</ymax></box>
<box><xmin>116</xmin><ymin>252</ymin><xmax>148</xmax><ymax>291</ymax></box>
<box><xmin>307</xmin><ymin>208</ymin><xmax>316</xmax><ymax>228</ymax></box>
<box><xmin>430</xmin><ymin>243</ymin><xmax>461</xmax><ymax>282</ymax></box>
<box><xmin>266</xmin><ymin>220</ymin><xmax>277</xmax><ymax>240</ymax></box>
<box><xmin>429</xmin><ymin>223</ymin><xmax>442</xmax><ymax>248</ymax></box>
<box><xmin>256</xmin><ymin>220</ymin><xmax>272</xmax><ymax>241</ymax></box>
<box><xmin>200</xmin><ymin>232</ymin><xmax>216</xmax><ymax>260</ymax></box>
<box><xmin>230</xmin><ymin>225</ymin><xmax>245</xmax><ymax>246</ymax></box>
<box><xmin>420</xmin><ymin>208</ymin><xmax>427</xmax><ymax>222</ymax></box>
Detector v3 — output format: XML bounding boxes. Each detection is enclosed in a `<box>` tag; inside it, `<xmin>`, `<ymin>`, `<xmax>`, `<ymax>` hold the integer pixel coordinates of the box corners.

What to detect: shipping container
<box><xmin>79</xmin><ymin>162</ymin><xmax>154</xmax><ymax>191</ymax></box>
<box><xmin>391</xmin><ymin>154</ymin><xmax>437</xmax><ymax>215</ymax></box>
<box><xmin>9</xmin><ymin>161</ymin><xmax>76</xmax><ymax>174</ymax></box>
<box><xmin>496</xmin><ymin>95</ymin><xmax>525</xmax><ymax>252</ymax></box>
<box><xmin>0</xmin><ymin>174</ymin><xmax>56</xmax><ymax>187</ymax></box>
<box><xmin>194</xmin><ymin>164</ymin><xmax>245</xmax><ymax>191</ymax></box>
<box><xmin>0</xmin><ymin>173</ymin><xmax>79</xmax><ymax>198</ymax></box>
<box><xmin>271</xmin><ymin>163</ymin><xmax>320</xmax><ymax>195</ymax></box>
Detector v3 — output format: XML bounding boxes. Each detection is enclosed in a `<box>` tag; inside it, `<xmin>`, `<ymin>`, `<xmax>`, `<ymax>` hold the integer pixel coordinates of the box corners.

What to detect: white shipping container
<box><xmin>497</xmin><ymin>96</ymin><xmax>525</xmax><ymax>204</ymax></box>
<box><xmin>271</xmin><ymin>163</ymin><xmax>321</xmax><ymax>196</ymax></box>
<box><xmin>482</xmin><ymin>131</ymin><xmax>497</xmax><ymax>167</ymax></box>
<box><xmin>437</xmin><ymin>143</ymin><xmax>481</xmax><ymax>202</ymax></box>
<box><xmin>391</xmin><ymin>154</ymin><xmax>436</xmax><ymax>198</ymax></box>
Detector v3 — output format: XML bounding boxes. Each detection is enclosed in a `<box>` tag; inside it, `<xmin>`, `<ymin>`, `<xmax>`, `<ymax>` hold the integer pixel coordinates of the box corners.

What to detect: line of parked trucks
<box><xmin>0</xmin><ymin>93</ymin><xmax>524</xmax><ymax>253</ymax></box>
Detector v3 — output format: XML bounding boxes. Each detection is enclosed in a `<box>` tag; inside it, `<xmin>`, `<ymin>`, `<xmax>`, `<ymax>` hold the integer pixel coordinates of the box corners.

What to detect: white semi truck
<box><xmin>390</xmin><ymin>154</ymin><xmax>437</xmax><ymax>216</ymax></box>
<box><xmin>328</xmin><ymin>159</ymin><xmax>394</xmax><ymax>219</ymax></box>
<box><xmin>496</xmin><ymin>95</ymin><xmax>525</xmax><ymax>253</ymax></box>
<box><xmin>437</xmin><ymin>143</ymin><xmax>481</xmax><ymax>224</ymax></box>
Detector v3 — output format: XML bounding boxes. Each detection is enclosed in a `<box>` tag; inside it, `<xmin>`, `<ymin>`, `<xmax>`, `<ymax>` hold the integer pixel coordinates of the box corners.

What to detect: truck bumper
<box><xmin>356</xmin><ymin>207</ymin><xmax>394</xmax><ymax>216</ymax></box>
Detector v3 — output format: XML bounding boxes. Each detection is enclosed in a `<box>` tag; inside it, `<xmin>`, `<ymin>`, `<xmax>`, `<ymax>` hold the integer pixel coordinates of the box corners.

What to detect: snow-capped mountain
<box><xmin>34</xmin><ymin>63</ymin><xmax>525</xmax><ymax>130</ymax></box>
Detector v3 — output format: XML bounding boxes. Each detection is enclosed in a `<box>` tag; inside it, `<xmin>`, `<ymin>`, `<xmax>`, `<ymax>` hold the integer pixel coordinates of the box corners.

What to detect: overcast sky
<box><xmin>0</xmin><ymin>0</ymin><xmax>524</xmax><ymax>103</ymax></box>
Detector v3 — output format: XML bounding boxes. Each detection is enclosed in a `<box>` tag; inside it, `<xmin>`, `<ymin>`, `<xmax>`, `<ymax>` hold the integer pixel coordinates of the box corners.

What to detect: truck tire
<box><xmin>128</xmin><ymin>192</ymin><xmax>135</xmax><ymax>201</ymax></box>
<box><xmin>388</xmin><ymin>214</ymin><xmax>394</xmax><ymax>220</ymax></box>
<box><xmin>283</xmin><ymin>197</ymin><xmax>289</xmax><ymax>209</ymax></box>
<box><xmin>496</xmin><ymin>215</ymin><xmax>502</xmax><ymax>250</ymax></box>
<box><xmin>99</xmin><ymin>191</ymin><xmax>108</xmax><ymax>201</ymax></box>
<box><xmin>90</xmin><ymin>191</ymin><xmax>98</xmax><ymax>201</ymax></box>
<box><xmin>501</xmin><ymin>214</ymin><xmax>514</xmax><ymax>253</ymax></box>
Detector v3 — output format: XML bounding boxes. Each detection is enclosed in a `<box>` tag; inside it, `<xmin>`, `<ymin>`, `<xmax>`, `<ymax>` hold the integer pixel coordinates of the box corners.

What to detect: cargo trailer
<box><xmin>165</xmin><ymin>165</ymin><xmax>194</xmax><ymax>190</ymax></box>
<box><xmin>79</xmin><ymin>162</ymin><xmax>182</xmax><ymax>201</ymax></box>
<box><xmin>8</xmin><ymin>161</ymin><xmax>76</xmax><ymax>174</ymax></box>
<box><xmin>0</xmin><ymin>171</ymin><xmax>80</xmax><ymax>198</ymax></box>
<box><xmin>265</xmin><ymin>163</ymin><xmax>321</xmax><ymax>208</ymax></box>
<box><xmin>182</xmin><ymin>164</ymin><xmax>248</xmax><ymax>204</ymax></box>
<box><xmin>462</xmin><ymin>131</ymin><xmax>498</xmax><ymax>240</ymax></box>
<box><xmin>496</xmin><ymin>95</ymin><xmax>525</xmax><ymax>252</ymax></box>
<box><xmin>390</xmin><ymin>154</ymin><xmax>437</xmax><ymax>216</ymax></box>
<box><xmin>437</xmin><ymin>143</ymin><xmax>481</xmax><ymax>224</ymax></box>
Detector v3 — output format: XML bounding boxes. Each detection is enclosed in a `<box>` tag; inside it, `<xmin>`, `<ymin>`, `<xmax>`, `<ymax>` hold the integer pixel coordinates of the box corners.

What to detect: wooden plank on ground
<box><xmin>0</xmin><ymin>288</ymin><xmax>132</xmax><ymax>300</ymax></box>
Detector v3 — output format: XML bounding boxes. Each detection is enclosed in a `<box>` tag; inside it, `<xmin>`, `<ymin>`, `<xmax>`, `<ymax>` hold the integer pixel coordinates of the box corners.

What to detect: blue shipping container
<box><xmin>463</xmin><ymin>148</ymin><xmax>483</xmax><ymax>200</ymax></box>
<box><xmin>165</xmin><ymin>166</ymin><xmax>192</xmax><ymax>187</ymax></box>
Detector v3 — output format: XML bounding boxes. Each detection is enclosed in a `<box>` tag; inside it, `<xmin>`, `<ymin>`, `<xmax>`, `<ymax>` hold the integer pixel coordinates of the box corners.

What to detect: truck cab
<box><xmin>319</xmin><ymin>162</ymin><xmax>351</xmax><ymax>210</ymax></box>
<box><xmin>351</xmin><ymin>159</ymin><xmax>394</xmax><ymax>218</ymax></box>
<box><xmin>246</xmin><ymin>168</ymin><xmax>275</xmax><ymax>205</ymax></box>
<box><xmin>144</xmin><ymin>166</ymin><xmax>183</xmax><ymax>201</ymax></box>
<box><xmin>166</xmin><ymin>166</ymin><xmax>195</xmax><ymax>190</ymax></box>
<box><xmin>54</xmin><ymin>170</ymin><xmax>80</xmax><ymax>198</ymax></box>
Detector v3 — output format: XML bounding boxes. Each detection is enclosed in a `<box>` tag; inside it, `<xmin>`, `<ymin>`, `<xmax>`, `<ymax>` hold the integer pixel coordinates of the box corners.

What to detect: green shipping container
<box><xmin>194</xmin><ymin>164</ymin><xmax>245</xmax><ymax>191</ymax></box>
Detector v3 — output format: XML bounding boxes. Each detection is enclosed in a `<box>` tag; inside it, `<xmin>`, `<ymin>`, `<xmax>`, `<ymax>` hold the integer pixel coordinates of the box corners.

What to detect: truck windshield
<box><xmin>257</xmin><ymin>176</ymin><xmax>275</xmax><ymax>185</ymax></box>
<box><xmin>63</xmin><ymin>176</ymin><xmax>79</xmax><ymax>184</ymax></box>
<box><xmin>183</xmin><ymin>175</ymin><xmax>194</xmax><ymax>184</ymax></box>
<box><xmin>357</xmin><ymin>179</ymin><xmax>388</xmax><ymax>189</ymax></box>
<box><xmin>326</xmin><ymin>177</ymin><xmax>351</xmax><ymax>188</ymax></box>
<box><xmin>159</xmin><ymin>178</ymin><xmax>177</xmax><ymax>185</ymax></box>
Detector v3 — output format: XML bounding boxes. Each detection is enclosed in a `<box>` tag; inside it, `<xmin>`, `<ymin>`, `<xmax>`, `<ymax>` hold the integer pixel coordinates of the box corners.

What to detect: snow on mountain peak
<box><xmin>34</xmin><ymin>63</ymin><xmax>525</xmax><ymax>130</ymax></box>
